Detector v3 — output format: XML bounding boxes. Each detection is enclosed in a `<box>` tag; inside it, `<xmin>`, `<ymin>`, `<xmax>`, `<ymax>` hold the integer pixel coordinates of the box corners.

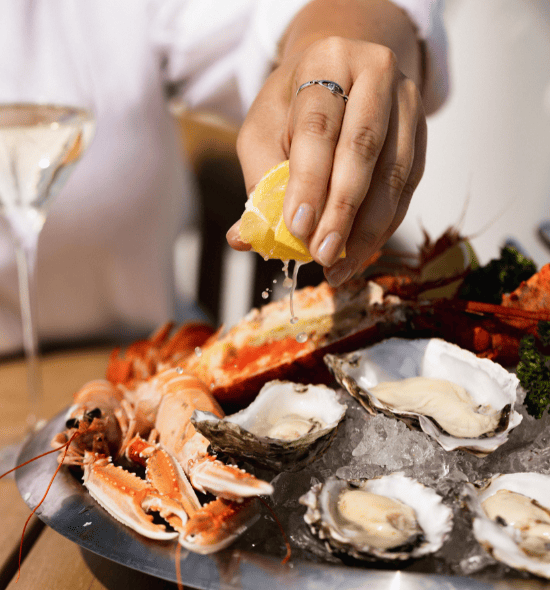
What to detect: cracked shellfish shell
<box><xmin>464</xmin><ymin>473</ymin><xmax>550</xmax><ymax>579</ymax></box>
<box><xmin>190</xmin><ymin>380</ymin><xmax>347</xmax><ymax>471</ymax></box>
<box><xmin>324</xmin><ymin>338</ymin><xmax>521</xmax><ymax>456</ymax></box>
<box><xmin>300</xmin><ymin>473</ymin><xmax>453</xmax><ymax>561</ymax></box>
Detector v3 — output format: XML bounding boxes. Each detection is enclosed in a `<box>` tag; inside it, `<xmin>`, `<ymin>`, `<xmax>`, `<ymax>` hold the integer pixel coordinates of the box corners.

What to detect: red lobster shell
<box><xmin>180</xmin><ymin>267</ymin><xmax>550</xmax><ymax>411</ymax></box>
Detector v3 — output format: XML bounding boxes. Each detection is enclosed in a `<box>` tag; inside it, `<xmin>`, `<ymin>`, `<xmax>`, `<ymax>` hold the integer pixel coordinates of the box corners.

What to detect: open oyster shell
<box><xmin>464</xmin><ymin>473</ymin><xmax>550</xmax><ymax>578</ymax></box>
<box><xmin>324</xmin><ymin>338</ymin><xmax>521</xmax><ymax>456</ymax></box>
<box><xmin>300</xmin><ymin>473</ymin><xmax>453</xmax><ymax>561</ymax></box>
<box><xmin>191</xmin><ymin>380</ymin><xmax>347</xmax><ymax>472</ymax></box>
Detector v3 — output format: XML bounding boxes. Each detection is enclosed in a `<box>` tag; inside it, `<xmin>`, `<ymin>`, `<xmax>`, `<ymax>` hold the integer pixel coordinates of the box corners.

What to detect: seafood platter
<box><xmin>12</xmin><ymin>243</ymin><xmax>550</xmax><ymax>588</ymax></box>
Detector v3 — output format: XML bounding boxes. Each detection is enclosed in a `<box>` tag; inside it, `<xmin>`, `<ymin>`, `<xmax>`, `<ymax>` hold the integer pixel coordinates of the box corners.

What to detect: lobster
<box><xmin>172</xmin><ymin>229</ymin><xmax>550</xmax><ymax>410</ymax></box>
<box><xmin>377</xmin><ymin>263</ymin><xmax>550</xmax><ymax>366</ymax></box>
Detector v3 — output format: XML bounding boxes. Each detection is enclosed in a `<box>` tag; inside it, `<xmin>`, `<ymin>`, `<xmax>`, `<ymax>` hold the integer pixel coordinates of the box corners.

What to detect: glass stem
<box><xmin>13</xmin><ymin>232</ymin><xmax>42</xmax><ymax>427</ymax></box>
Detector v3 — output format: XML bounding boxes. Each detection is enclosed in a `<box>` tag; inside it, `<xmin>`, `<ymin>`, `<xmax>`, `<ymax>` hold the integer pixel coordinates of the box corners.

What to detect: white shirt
<box><xmin>0</xmin><ymin>0</ymin><xmax>447</xmax><ymax>354</ymax></box>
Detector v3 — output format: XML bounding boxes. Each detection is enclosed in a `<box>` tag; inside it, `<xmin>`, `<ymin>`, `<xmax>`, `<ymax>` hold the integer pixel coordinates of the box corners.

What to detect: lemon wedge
<box><xmin>239</xmin><ymin>160</ymin><xmax>313</xmax><ymax>262</ymax></box>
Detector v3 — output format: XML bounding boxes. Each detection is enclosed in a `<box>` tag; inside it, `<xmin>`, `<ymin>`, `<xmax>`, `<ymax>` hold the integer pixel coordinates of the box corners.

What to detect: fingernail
<box><xmin>317</xmin><ymin>232</ymin><xmax>344</xmax><ymax>267</ymax></box>
<box><xmin>325</xmin><ymin>258</ymin><xmax>357</xmax><ymax>287</ymax></box>
<box><xmin>290</xmin><ymin>203</ymin><xmax>315</xmax><ymax>240</ymax></box>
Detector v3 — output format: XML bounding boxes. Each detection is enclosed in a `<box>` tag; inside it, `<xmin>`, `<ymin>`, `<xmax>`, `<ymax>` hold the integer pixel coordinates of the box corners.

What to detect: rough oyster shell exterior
<box><xmin>324</xmin><ymin>337</ymin><xmax>521</xmax><ymax>455</ymax></box>
<box><xmin>191</xmin><ymin>380</ymin><xmax>347</xmax><ymax>471</ymax></box>
<box><xmin>464</xmin><ymin>472</ymin><xmax>550</xmax><ymax>579</ymax></box>
<box><xmin>300</xmin><ymin>473</ymin><xmax>453</xmax><ymax>561</ymax></box>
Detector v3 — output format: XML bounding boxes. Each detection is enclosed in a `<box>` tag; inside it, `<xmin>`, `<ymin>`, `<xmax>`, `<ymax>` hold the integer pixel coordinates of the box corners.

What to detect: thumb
<box><xmin>226</xmin><ymin>220</ymin><xmax>251</xmax><ymax>251</ymax></box>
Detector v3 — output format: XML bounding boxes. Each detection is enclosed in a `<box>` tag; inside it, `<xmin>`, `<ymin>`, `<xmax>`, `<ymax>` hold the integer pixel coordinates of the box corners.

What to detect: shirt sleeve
<box><xmin>150</xmin><ymin>0</ymin><xmax>311</xmax><ymax>122</ymax></box>
<box><xmin>151</xmin><ymin>0</ymin><xmax>448</xmax><ymax>121</ymax></box>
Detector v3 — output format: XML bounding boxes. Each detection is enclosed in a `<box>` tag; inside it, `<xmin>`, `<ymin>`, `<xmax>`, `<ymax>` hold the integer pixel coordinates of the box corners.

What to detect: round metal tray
<box><xmin>15</xmin><ymin>409</ymin><xmax>544</xmax><ymax>590</ymax></box>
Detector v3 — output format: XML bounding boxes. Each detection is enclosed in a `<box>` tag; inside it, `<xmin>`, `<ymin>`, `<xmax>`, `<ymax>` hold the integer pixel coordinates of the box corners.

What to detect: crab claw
<box><xmin>189</xmin><ymin>455</ymin><xmax>274</xmax><ymax>500</ymax></box>
<box><xmin>82</xmin><ymin>452</ymin><xmax>181</xmax><ymax>540</ymax></box>
<box><xmin>179</xmin><ymin>498</ymin><xmax>258</xmax><ymax>554</ymax></box>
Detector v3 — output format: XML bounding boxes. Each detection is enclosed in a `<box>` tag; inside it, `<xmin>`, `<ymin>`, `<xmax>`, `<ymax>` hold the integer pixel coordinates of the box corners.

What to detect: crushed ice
<box><xmin>241</xmin><ymin>386</ymin><xmax>550</xmax><ymax>581</ymax></box>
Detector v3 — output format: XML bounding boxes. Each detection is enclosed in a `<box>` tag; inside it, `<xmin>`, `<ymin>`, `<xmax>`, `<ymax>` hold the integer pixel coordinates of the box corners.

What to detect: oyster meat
<box><xmin>300</xmin><ymin>473</ymin><xmax>453</xmax><ymax>561</ymax></box>
<box><xmin>324</xmin><ymin>337</ymin><xmax>521</xmax><ymax>455</ymax></box>
<box><xmin>464</xmin><ymin>473</ymin><xmax>550</xmax><ymax>578</ymax></box>
<box><xmin>337</xmin><ymin>489</ymin><xmax>422</xmax><ymax>551</ymax></box>
<box><xmin>191</xmin><ymin>380</ymin><xmax>347</xmax><ymax>471</ymax></box>
<box><xmin>483</xmin><ymin>491</ymin><xmax>550</xmax><ymax>562</ymax></box>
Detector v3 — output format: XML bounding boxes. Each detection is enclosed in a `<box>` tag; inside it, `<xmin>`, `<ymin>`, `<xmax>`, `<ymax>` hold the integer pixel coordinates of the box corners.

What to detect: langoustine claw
<box><xmin>149</xmin><ymin>369</ymin><xmax>274</xmax><ymax>500</ymax></box>
<box><xmin>124</xmin><ymin>435</ymin><xmax>262</xmax><ymax>553</ymax></box>
<box><xmin>180</xmin><ymin>498</ymin><xmax>259</xmax><ymax>554</ymax></box>
<box><xmin>52</xmin><ymin>367</ymin><xmax>273</xmax><ymax>554</ymax></box>
<box><xmin>80</xmin><ymin>451</ymin><xmax>186</xmax><ymax>540</ymax></box>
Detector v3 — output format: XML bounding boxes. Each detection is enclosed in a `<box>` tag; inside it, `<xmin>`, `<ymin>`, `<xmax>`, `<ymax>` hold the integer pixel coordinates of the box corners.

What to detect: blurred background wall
<box><xmin>395</xmin><ymin>0</ymin><xmax>550</xmax><ymax>266</ymax></box>
<box><xmin>173</xmin><ymin>0</ymin><xmax>550</xmax><ymax>327</ymax></box>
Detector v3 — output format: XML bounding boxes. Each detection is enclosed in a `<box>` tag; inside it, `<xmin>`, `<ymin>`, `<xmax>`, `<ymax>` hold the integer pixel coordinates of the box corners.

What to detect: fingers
<box><xmin>283</xmin><ymin>77</ymin><xmax>349</xmax><ymax>241</ymax></box>
<box><xmin>324</xmin><ymin>76</ymin><xmax>426</xmax><ymax>286</ymax></box>
<box><xmin>234</xmin><ymin>37</ymin><xmax>427</xmax><ymax>285</ymax></box>
<box><xmin>371</xmin><ymin>97</ymin><xmax>427</xmax><ymax>248</ymax></box>
<box><xmin>306</xmin><ymin>49</ymin><xmax>396</xmax><ymax>267</ymax></box>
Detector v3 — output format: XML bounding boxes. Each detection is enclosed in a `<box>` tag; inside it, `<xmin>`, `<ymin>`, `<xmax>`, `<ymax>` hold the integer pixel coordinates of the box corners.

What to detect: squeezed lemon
<box><xmin>239</xmin><ymin>160</ymin><xmax>312</xmax><ymax>262</ymax></box>
<box><xmin>239</xmin><ymin>160</ymin><xmax>344</xmax><ymax>331</ymax></box>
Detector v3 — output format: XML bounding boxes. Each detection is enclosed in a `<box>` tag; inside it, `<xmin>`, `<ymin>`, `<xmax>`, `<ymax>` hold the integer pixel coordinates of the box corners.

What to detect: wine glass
<box><xmin>0</xmin><ymin>22</ymin><xmax>96</xmax><ymax>466</ymax></box>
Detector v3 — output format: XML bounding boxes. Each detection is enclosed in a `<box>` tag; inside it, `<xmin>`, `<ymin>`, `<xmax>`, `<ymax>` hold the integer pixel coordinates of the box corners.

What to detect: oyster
<box><xmin>324</xmin><ymin>338</ymin><xmax>521</xmax><ymax>455</ymax></box>
<box><xmin>300</xmin><ymin>473</ymin><xmax>453</xmax><ymax>561</ymax></box>
<box><xmin>191</xmin><ymin>380</ymin><xmax>347</xmax><ymax>471</ymax></box>
<box><xmin>464</xmin><ymin>473</ymin><xmax>550</xmax><ymax>578</ymax></box>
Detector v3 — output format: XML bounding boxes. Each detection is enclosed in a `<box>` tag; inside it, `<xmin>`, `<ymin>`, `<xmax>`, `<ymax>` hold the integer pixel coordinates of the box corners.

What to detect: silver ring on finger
<box><xmin>296</xmin><ymin>79</ymin><xmax>349</xmax><ymax>103</ymax></box>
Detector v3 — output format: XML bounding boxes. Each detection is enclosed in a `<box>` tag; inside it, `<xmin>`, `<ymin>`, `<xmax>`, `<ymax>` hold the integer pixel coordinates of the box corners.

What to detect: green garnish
<box><xmin>459</xmin><ymin>246</ymin><xmax>537</xmax><ymax>304</ymax></box>
<box><xmin>517</xmin><ymin>321</ymin><xmax>550</xmax><ymax>419</ymax></box>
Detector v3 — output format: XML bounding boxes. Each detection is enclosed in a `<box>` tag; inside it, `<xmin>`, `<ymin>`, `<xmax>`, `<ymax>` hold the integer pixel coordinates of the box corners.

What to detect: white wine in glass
<box><xmin>0</xmin><ymin>103</ymin><xmax>96</xmax><ymax>427</ymax></box>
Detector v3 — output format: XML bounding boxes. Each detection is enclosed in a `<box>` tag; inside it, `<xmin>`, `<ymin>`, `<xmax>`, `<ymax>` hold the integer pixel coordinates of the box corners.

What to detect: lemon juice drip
<box><xmin>280</xmin><ymin>260</ymin><xmax>307</xmax><ymax>342</ymax></box>
<box><xmin>290</xmin><ymin>260</ymin><xmax>305</xmax><ymax>321</ymax></box>
<box><xmin>282</xmin><ymin>260</ymin><xmax>291</xmax><ymax>287</ymax></box>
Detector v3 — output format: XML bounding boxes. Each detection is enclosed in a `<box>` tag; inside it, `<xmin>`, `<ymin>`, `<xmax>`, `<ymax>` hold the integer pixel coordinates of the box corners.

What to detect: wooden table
<box><xmin>0</xmin><ymin>347</ymin><xmax>184</xmax><ymax>589</ymax></box>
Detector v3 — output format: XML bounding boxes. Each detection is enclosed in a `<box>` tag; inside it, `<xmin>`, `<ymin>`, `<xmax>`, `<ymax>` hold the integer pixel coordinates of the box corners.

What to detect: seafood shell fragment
<box><xmin>300</xmin><ymin>473</ymin><xmax>453</xmax><ymax>561</ymax></box>
<box><xmin>464</xmin><ymin>473</ymin><xmax>550</xmax><ymax>578</ymax></box>
<box><xmin>191</xmin><ymin>380</ymin><xmax>347</xmax><ymax>471</ymax></box>
<box><xmin>324</xmin><ymin>338</ymin><xmax>521</xmax><ymax>455</ymax></box>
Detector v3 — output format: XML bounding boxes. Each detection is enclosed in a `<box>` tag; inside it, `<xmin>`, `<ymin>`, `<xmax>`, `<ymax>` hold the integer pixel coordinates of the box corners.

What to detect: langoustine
<box><xmin>52</xmin><ymin>367</ymin><xmax>273</xmax><ymax>554</ymax></box>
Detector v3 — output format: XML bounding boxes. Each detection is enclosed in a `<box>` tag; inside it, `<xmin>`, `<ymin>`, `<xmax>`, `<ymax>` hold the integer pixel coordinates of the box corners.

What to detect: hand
<box><xmin>228</xmin><ymin>33</ymin><xmax>426</xmax><ymax>287</ymax></box>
